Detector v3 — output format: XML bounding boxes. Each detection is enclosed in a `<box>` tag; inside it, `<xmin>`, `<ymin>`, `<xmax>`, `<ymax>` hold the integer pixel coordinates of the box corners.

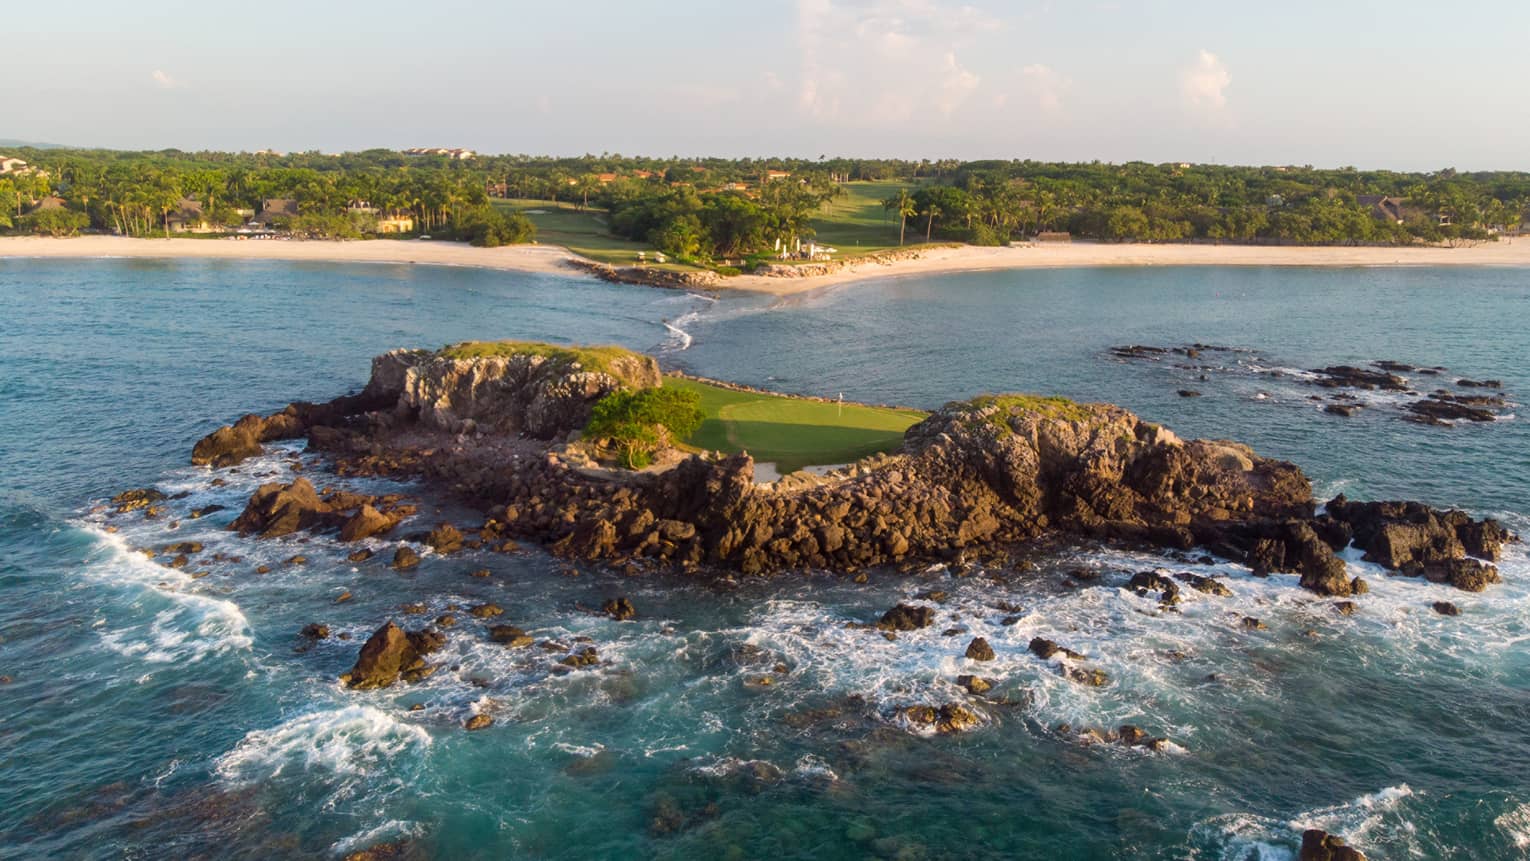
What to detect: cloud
<box><xmin>151</xmin><ymin>69</ymin><xmax>182</xmax><ymax>89</ymax></box>
<box><xmin>1019</xmin><ymin>63</ymin><xmax>1068</xmax><ymax>112</ymax></box>
<box><xmin>1180</xmin><ymin>50</ymin><xmax>1229</xmax><ymax>112</ymax></box>
<box><xmin>795</xmin><ymin>0</ymin><xmax>1001</xmax><ymax>127</ymax></box>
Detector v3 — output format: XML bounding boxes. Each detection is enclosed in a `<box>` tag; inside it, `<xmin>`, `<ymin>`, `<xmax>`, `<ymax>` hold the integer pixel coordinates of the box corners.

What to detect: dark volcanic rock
<box><xmin>1128</xmin><ymin>571</ymin><xmax>1182</xmax><ymax>605</ymax></box>
<box><xmin>1311</xmin><ymin>366</ymin><xmax>1408</xmax><ymax>391</ymax></box>
<box><xmin>112</xmin><ymin>488</ymin><xmax>166</xmax><ymax>513</ymax></box>
<box><xmin>230</xmin><ymin>477</ymin><xmax>332</xmax><ymax>538</ymax></box>
<box><xmin>392</xmin><ymin>546</ymin><xmax>421</xmax><ymax>570</ymax></box>
<box><xmin>956</xmin><ymin>674</ymin><xmax>992</xmax><ymax>694</ymax></box>
<box><xmin>602</xmin><ymin>597</ymin><xmax>636</xmax><ymax>621</ymax></box>
<box><xmin>1324</xmin><ymin>496</ymin><xmax>1514</xmax><ymax>585</ymax></box>
<box><xmin>1406</xmin><ymin>397</ymin><xmax>1496</xmax><ymax>423</ymax></box>
<box><xmin>1299</xmin><ymin>829</ymin><xmax>1366</xmax><ymax>861</ymax></box>
<box><xmin>1324</xmin><ymin>404</ymin><xmax>1360</xmax><ymax>417</ymax></box>
<box><xmin>341</xmin><ymin>621</ymin><xmax>442</xmax><ymax>689</ymax></box>
<box><xmin>341</xmin><ymin>504</ymin><xmax>402</xmax><ymax>542</ymax></box>
<box><xmin>424</xmin><ymin>524</ymin><xmax>464</xmax><ymax>554</ymax></box>
<box><xmin>877</xmin><ymin>604</ymin><xmax>936</xmax><ymax>631</ymax></box>
<box><xmin>1174</xmin><ymin>572</ymin><xmax>1232</xmax><ymax>597</ymax></box>
<box><xmin>964</xmin><ymin>637</ymin><xmax>995</xmax><ymax>661</ymax></box>
<box><xmin>1028</xmin><ymin>637</ymin><xmax>1085</xmax><ymax>660</ymax></box>
<box><xmin>1432</xmin><ymin>601</ymin><xmax>1460</xmax><ymax>616</ymax></box>
<box><xmin>188</xmin><ymin>344</ymin><xmax>1515</xmax><ymax>602</ymax></box>
<box><xmin>898</xmin><ymin>703</ymin><xmax>981</xmax><ymax>734</ymax></box>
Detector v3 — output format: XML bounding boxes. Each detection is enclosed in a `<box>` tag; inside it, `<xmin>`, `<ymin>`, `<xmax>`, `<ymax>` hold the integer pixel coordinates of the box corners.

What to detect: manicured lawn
<box><xmin>493</xmin><ymin>199</ymin><xmax>698</xmax><ymax>269</ymax></box>
<box><xmin>665</xmin><ymin>377</ymin><xmax>927</xmax><ymax>472</ymax></box>
<box><xmin>807</xmin><ymin>179</ymin><xmax>936</xmax><ymax>256</ymax></box>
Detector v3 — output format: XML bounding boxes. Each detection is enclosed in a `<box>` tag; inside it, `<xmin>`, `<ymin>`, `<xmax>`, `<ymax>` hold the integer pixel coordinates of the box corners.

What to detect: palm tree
<box><xmin>924</xmin><ymin>203</ymin><xmax>942</xmax><ymax>242</ymax></box>
<box><xmin>882</xmin><ymin>188</ymin><xmax>916</xmax><ymax>246</ymax></box>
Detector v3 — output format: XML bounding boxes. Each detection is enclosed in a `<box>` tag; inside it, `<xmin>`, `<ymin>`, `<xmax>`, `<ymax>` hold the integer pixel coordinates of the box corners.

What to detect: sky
<box><xmin>6</xmin><ymin>0</ymin><xmax>1530</xmax><ymax>169</ymax></box>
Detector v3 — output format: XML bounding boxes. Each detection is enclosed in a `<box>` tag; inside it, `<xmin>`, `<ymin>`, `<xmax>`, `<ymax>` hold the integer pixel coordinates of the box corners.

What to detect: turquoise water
<box><xmin>1</xmin><ymin>258</ymin><xmax>1527</xmax><ymax>859</ymax></box>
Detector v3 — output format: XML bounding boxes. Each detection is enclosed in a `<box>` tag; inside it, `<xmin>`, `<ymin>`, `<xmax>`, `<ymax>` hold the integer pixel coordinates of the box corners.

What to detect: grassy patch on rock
<box><xmin>956</xmin><ymin>394</ymin><xmax>1097</xmax><ymax>430</ymax></box>
<box><xmin>438</xmin><ymin>340</ymin><xmax>641</xmax><ymax>376</ymax></box>
<box><xmin>664</xmin><ymin>377</ymin><xmax>927</xmax><ymax>473</ymax></box>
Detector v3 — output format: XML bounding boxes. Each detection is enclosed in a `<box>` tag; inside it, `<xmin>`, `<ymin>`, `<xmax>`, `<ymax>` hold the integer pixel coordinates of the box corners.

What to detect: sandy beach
<box><xmin>4</xmin><ymin>234</ymin><xmax>1529</xmax><ymax>295</ymax></box>
<box><xmin>0</xmin><ymin>235</ymin><xmax>577</xmax><ymax>277</ymax></box>
<box><xmin>724</xmin><ymin>238</ymin><xmax>1530</xmax><ymax>295</ymax></box>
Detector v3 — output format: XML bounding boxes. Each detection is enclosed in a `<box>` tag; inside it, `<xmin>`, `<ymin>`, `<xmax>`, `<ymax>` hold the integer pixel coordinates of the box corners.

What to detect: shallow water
<box><xmin>1</xmin><ymin>258</ymin><xmax>1527</xmax><ymax>859</ymax></box>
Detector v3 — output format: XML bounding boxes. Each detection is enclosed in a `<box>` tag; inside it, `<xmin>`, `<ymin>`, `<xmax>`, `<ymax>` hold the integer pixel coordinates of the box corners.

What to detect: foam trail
<box><xmin>80</xmin><ymin>525</ymin><xmax>252</xmax><ymax>663</ymax></box>
<box><xmin>215</xmin><ymin>705</ymin><xmax>432</xmax><ymax>783</ymax></box>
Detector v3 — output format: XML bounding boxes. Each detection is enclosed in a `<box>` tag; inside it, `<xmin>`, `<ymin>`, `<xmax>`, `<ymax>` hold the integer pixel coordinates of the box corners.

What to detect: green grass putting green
<box><xmin>664</xmin><ymin>376</ymin><xmax>927</xmax><ymax>473</ymax></box>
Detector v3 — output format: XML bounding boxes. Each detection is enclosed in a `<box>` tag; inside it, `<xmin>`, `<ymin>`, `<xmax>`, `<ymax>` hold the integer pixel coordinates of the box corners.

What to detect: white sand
<box><xmin>0</xmin><ymin>235</ymin><xmax>575</xmax><ymax>276</ymax></box>
<box><xmin>5</xmin><ymin>235</ymin><xmax>1529</xmax><ymax>296</ymax></box>
<box><xmin>724</xmin><ymin>239</ymin><xmax>1530</xmax><ymax>295</ymax></box>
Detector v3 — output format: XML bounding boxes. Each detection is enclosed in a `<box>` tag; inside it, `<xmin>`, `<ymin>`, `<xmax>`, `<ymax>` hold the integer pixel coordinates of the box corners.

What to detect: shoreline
<box><xmin>4</xmin><ymin>234</ymin><xmax>1530</xmax><ymax>295</ymax></box>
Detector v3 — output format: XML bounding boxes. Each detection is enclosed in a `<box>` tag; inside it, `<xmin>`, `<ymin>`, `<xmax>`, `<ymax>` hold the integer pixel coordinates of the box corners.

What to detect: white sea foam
<box><xmin>215</xmin><ymin>705</ymin><xmax>432</xmax><ymax>784</ymax></box>
<box><xmin>82</xmin><ymin>526</ymin><xmax>253</xmax><ymax>663</ymax></box>
<box><xmin>1495</xmin><ymin>801</ymin><xmax>1530</xmax><ymax>849</ymax></box>
<box><xmin>1192</xmin><ymin>784</ymin><xmax>1417</xmax><ymax>860</ymax></box>
<box><xmin>330</xmin><ymin>819</ymin><xmax>425</xmax><ymax>856</ymax></box>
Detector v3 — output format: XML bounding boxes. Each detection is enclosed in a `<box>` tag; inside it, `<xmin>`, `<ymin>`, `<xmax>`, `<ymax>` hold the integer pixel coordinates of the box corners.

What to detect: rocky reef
<box><xmin>193</xmin><ymin>342</ymin><xmax>1516</xmax><ymax>595</ymax></box>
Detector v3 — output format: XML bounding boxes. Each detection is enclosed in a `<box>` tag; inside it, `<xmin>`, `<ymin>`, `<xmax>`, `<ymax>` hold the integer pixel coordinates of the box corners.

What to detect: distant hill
<box><xmin>0</xmin><ymin>139</ymin><xmax>70</xmax><ymax>150</ymax></box>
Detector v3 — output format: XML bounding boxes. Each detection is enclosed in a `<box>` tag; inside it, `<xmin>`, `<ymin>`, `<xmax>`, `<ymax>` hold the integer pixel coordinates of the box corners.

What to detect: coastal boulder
<box><xmin>340</xmin><ymin>504</ymin><xmax>401</xmax><ymax>542</ymax></box>
<box><xmin>191</xmin><ymin>417</ymin><xmax>265</xmax><ymax>467</ymax></box>
<box><xmin>1299</xmin><ymin>829</ymin><xmax>1366</xmax><ymax>861</ymax></box>
<box><xmin>230</xmin><ymin>477</ymin><xmax>332</xmax><ymax>538</ymax></box>
<box><xmin>342</xmin><ymin>622</ymin><xmax>413</xmax><ymax>689</ymax></box>
<box><xmin>877</xmin><ymin>604</ymin><xmax>936</xmax><ymax>632</ymax></box>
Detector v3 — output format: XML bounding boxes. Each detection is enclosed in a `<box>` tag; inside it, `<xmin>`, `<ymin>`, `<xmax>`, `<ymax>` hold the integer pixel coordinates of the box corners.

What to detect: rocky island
<box><xmin>192</xmin><ymin>341</ymin><xmax>1515</xmax><ymax>602</ymax></box>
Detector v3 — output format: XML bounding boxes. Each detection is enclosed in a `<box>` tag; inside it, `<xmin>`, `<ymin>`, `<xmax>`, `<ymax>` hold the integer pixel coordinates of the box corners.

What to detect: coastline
<box><xmin>4</xmin><ymin>234</ymin><xmax>1529</xmax><ymax>295</ymax></box>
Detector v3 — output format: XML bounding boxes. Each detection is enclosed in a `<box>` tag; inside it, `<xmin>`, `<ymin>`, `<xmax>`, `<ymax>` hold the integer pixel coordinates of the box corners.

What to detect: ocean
<box><xmin>1</xmin><ymin>257</ymin><xmax>1526</xmax><ymax>859</ymax></box>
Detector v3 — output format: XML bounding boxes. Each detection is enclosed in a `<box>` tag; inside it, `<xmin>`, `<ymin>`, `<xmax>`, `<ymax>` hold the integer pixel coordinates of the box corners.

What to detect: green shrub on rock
<box><xmin>586</xmin><ymin>387</ymin><xmax>704</xmax><ymax>468</ymax></box>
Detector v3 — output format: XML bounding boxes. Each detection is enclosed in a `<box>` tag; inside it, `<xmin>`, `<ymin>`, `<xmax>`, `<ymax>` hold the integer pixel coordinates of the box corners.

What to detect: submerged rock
<box><xmin>898</xmin><ymin>703</ymin><xmax>981</xmax><ymax>734</ymax></box>
<box><xmin>1028</xmin><ymin>637</ymin><xmax>1085</xmax><ymax>660</ymax></box>
<box><xmin>603</xmin><ymin>597</ymin><xmax>637</xmax><ymax>621</ymax></box>
<box><xmin>111</xmin><ymin>488</ymin><xmax>165</xmax><ymax>514</ymax></box>
<box><xmin>956</xmin><ymin>674</ymin><xmax>992</xmax><ymax>694</ymax></box>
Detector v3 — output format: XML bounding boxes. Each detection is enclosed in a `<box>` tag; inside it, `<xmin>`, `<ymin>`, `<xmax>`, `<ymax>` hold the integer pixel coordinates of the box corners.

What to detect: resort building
<box><xmin>28</xmin><ymin>195</ymin><xmax>68</xmax><ymax>212</ymax></box>
<box><xmin>374</xmin><ymin>211</ymin><xmax>416</xmax><ymax>233</ymax></box>
<box><xmin>167</xmin><ymin>197</ymin><xmax>218</xmax><ymax>234</ymax></box>
<box><xmin>1356</xmin><ymin>194</ymin><xmax>1407</xmax><ymax>224</ymax></box>
<box><xmin>0</xmin><ymin>156</ymin><xmax>29</xmax><ymax>174</ymax></box>
<box><xmin>403</xmin><ymin>147</ymin><xmax>475</xmax><ymax>160</ymax></box>
<box><xmin>251</xmin><ymin>198</ymin><xmax>299</xmax><ymax>229</ymax></box>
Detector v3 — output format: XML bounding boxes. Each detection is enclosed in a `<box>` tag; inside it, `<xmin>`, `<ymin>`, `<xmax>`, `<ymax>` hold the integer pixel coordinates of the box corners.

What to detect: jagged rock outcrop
<box><xmin>341</xmin><ymin>621</ymin><xmax>447</xmax><ymax>689</ymax></box>
<box><xmin>201</xmin><ymin>345</ymin><xmax>1516</xmax><ymax>595</ymax></box>
<box><xmin>395</xmin><ymin>344</ymin><xmax>660</xmax><ymax>438</ymax></box>
<box><xmin>192</xmin><ymin>350</ymin><xmax>421</xmax><ymax>467</ymax></box>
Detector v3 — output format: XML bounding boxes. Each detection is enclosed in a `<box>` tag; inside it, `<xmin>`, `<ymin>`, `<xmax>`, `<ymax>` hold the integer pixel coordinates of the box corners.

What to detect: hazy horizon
<box><xmin>7</xmin><ymin>0</ymin><xmax>1530</xmax><ymax>171</ymax></box>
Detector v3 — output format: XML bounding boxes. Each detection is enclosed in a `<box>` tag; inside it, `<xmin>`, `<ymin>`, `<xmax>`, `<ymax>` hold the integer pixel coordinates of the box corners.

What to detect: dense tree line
<box><xmin>2</xmin><ymin>147</ymin><xmax>1526</xmax><ymax>249</ymax></box>
<box><xmin>904</xmin><ymin>162</ymin><xmax>1526</xmax><ymax>245</ymax></box>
